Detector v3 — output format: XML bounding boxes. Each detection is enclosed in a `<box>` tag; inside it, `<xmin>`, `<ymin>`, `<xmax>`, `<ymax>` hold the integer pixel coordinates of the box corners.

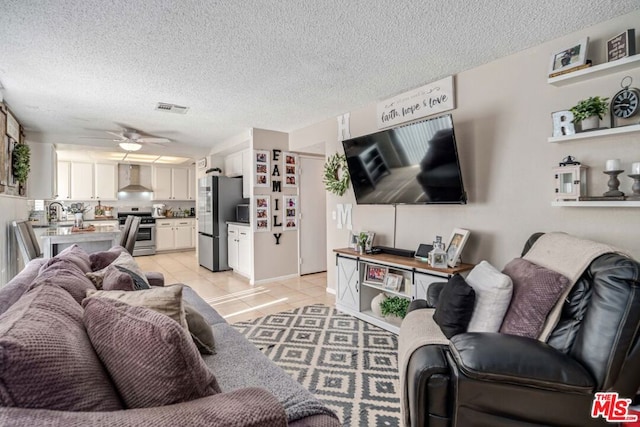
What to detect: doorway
<box><xmin>298</xmin><ymin>155</ymin><xmax>327</xmax><ymax>275</ymax></box>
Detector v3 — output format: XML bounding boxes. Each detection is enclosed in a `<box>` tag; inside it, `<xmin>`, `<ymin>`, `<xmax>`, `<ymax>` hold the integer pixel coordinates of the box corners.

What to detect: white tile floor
<box><xmin>136</xmin><ymin>251</ymin><xmax>334</xmax><ymax>323</ymax></box>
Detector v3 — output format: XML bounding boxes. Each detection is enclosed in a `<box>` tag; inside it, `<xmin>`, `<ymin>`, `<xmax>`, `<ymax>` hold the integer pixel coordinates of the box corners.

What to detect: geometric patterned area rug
<box><xmin>232</xmin><ymin>305</ymin><xmax>401</xmax><ymax>427</ymax></box>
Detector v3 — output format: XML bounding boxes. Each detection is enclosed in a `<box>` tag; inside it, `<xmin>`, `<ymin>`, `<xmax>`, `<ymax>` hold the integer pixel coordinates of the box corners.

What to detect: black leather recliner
<box><xmin>402</xmin><ymin>233</ymin><xmax>640</xmax><ymax>426</ymax></box>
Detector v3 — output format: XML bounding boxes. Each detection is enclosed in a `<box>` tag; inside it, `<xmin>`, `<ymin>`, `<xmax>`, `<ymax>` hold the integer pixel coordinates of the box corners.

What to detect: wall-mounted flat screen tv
<box><xmin>341</xmin><ymin>113</ymin><xmax>466</xmax><ymax>205</ymax></box>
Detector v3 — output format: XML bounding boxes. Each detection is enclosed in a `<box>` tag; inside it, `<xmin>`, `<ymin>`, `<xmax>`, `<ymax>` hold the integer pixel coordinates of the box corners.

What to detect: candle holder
<box><xmin>603</xmin><ymin>170</ymin><xmax>625</xmax><ymax>197</ymax></box>
<box><xmin>628</xmin><ymin>174</ymin><xmax>640</xmax><ymax>200</ymax></box>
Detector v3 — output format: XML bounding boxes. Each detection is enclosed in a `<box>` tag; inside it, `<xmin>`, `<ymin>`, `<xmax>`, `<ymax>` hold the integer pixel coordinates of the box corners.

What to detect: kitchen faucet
<box><xmin>48</xmin><ymin>202</ymin><xmax>65</xmax><ymax>223</ymax></box>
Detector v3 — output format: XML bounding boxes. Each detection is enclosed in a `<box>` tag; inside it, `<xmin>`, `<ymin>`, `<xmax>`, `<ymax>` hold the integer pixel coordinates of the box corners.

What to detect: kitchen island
<box><xmin>40</xmin><ymin>225</ymin><xmax>121</xmax><ymax>258</ymax></box>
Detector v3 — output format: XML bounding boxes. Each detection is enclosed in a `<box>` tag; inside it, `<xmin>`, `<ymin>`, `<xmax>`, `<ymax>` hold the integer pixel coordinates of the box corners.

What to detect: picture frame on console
<box><xmin>548</xmin><ymin>37</ymin><xmax>589</xmax><ymax>75</ymax></box>
<box><xmin>446</xmin><ymin>228</ymin><xmax>470</xmax><ymax>268</ymax></box>
<box><xmin>383</xmin><ymin>273</ymin><xmax>403</xmax><ymax>292</ymax></box>
<box><xmin>364</xmin><ymin>264</ymin><xmax>387</xmax><ymax>285</ymax></box>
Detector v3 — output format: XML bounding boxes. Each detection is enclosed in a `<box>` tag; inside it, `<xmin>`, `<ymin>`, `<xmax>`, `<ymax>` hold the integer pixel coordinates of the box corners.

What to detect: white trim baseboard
<box><xmin>252</xmin><ymin>273</ymin><xmax>300</xmax><ymax>286</ymax></box>
<box><xmin>325</xmin><ymin>287</ymin><xmax>336</xmax><ymax>295</ymax></box>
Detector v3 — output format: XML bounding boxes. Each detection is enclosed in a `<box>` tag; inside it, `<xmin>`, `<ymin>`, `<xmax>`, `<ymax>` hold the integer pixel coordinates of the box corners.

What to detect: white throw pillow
<box><xmin>465</xmin><ymin>261</ymin><xmax>513</xmax><ymax>332</ymax></box>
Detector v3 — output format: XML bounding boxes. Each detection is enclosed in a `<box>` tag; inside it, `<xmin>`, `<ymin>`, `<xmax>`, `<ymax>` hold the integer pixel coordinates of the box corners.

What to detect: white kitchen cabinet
<box><xmin>174</xmin><ymin>219</ymin><xmax>194</xmax><ymax>249</ymax></box>
<box><xmin>94</xmin><ymin>163</ymin><xmax>117</xmax><ymax>200</ymax></box>
<box><xmin>57</xmin><ymin>161</ymin><xmax>71</xmax><ymax>200</ymax></box>
<box><xmin>237</xmin><ymin>226</ymin><xmax>251</xmax><ymax>277</ymax></box>
<box><xmin>227</xmin><ymin>223</ymin><xmax>251</xmax><ymax>277</ymax></box>
<box><xmin>172</xmin><ymin>168</ymin><xmax>189</xmax><ymax>200</ymax></box>
<box><xmin>56</xmin><ymin>161</ymin><xmax>119</xmax><ymax>201</ymax></box>
<box><xmin>188</xmin><ymin>167</ymin><xmax>196</xmax><ymax>200</ymax></box>
<box><xmin>156</xmin><ymin>218</ymin><xmax>195</xmax><ymax>251</ymax></box>
<box><xmin>27</xmin><ymin>143</ymin><xmax>57</xmax><ymax>200</ymax></box>
<box><xmin>225</xmin><ymin>152</ymin><xmax>243</xmax><ymax>177</ymax></box>
<box><xmin>152</xmin><ymin>167</ymin><xmax>173</xmax><ymax>200</ymax></box>
<box><xmin>242</xmin><ymin>149</ymin><xmax>251</xmax><ymax>198</ymax></box>
<box><xmin>156</xmin><ymin>220</ymin><xmax>176</xmax><ymax>251</ymax></box>
<box><xmin>152</xmin><ymin>166</ymin><xmax>191</xmax><ymax>200</ymax></box>
<box><xmin>70</xmin><ymin>162</ymin><xmax>95</xmax><ymax>200</ymax></box>
<box><xmin>228</xmin><ymin>225</ymin><xmax>239</xmax><ymax>270</ymax></box>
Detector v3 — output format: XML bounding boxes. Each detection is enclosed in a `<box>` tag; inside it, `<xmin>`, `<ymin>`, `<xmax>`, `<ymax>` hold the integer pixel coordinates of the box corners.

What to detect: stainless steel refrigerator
<box><xmin>198</xmin><ymin>175</ymin><xmax>244</xmax><ymax>271</ymax></box>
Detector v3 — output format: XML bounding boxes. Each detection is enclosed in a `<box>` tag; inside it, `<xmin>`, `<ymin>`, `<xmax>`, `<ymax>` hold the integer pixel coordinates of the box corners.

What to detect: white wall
<box><xmin>290</xmin><ymin>11</ymin><xmax>640</xmax><ymax>291</ymax></box>
<box><xmin>0</xmin><ymin>196</ymin><xmax>30</xmax><ymax>286</ymax></box>
<box><xmin>252</xmin><ymin>128</ymin><xmax>299</xmax><ymax>282</ymax></box>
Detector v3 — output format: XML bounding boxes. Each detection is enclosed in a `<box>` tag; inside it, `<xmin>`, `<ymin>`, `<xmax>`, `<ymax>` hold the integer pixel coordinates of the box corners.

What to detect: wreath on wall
<box><xmin>323</xmin><ymin>153</ymin><xmax>350</xmax><ymax>196</ymax></box>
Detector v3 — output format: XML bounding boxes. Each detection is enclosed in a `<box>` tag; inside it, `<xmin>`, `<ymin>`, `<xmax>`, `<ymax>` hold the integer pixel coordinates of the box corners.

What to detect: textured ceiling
<box><xmin>0</xmin><ymin>1</ymin><xmax>638</xmax><ymax>158</ymax></box>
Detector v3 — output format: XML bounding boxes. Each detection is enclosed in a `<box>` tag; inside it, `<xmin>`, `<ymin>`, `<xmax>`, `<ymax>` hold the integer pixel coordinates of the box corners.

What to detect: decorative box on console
<box><xmin>554</xmin><ymin>164</ymin><xmax>588</xmax><ymax>201</ymax></box>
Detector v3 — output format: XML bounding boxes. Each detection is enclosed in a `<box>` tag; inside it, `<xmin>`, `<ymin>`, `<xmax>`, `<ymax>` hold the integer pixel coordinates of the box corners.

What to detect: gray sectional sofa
<box><xmin>0</xmin><ymin>245</ymin><xmax>340</xmax><ymax>427</ymax></box>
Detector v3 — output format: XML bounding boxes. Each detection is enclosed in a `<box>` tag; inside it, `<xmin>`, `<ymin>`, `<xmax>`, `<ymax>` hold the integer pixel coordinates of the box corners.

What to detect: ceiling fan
<box><xmin>80</xmin><ymin>126</ymin><xmax>172</xmax><ymax>151</ymax></box>
<box><xmin>106</xmin><ymin>128</ymin><xmax>172</xmax><ymax>152</ymax></box>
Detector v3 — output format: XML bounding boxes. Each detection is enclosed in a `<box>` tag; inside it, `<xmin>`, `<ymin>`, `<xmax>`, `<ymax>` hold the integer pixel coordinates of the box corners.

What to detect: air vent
<box><xmin>155</xmin><ymin>102</ymin><xmax>190</xmax><ymax>114</ymax></box>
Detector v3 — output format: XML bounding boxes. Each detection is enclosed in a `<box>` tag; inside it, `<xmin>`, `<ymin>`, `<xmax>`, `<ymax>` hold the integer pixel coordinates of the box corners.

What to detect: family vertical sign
<box><xmin>376</xmin><ymin>76</ymin><xmax>455</xmax><ymax>129</ymax></box>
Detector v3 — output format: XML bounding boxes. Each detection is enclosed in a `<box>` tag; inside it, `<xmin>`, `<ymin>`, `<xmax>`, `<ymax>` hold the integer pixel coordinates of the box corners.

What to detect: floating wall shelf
<box><xmin>548</xmin><ymin>55</ymin><xmax>640</xmax><ymax>87</ymax></box>
<box><xmin>552</xmin><ymin>201</ymin><xmax>640</xmax><ymax>207</ymax></box>
<box><xmin>548</xmin><ymin>124</ymin><xmax>640</xmax><ymax>143</ymax></box>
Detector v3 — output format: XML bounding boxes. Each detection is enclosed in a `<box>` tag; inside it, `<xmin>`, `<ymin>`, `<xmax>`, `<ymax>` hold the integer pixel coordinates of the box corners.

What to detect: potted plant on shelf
<box><xmin>380</xmin><ymin>296</ymin><xmax>410</xmax><ymax>325</ymax></box>
<box><xmin>357</xmin><ymin>232</ymin><xmax>369</xmax><ymax>254</ymax></box>
<box><xmin>570</xmin><ymin>96</ymin><xmax>609</xmax><ymax>132</ymax></box>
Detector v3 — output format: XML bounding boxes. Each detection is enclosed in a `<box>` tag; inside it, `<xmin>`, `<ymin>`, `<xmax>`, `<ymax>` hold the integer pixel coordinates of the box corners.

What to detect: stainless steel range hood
<box><xmin>118</xmin><ymin>164</ymin><xmax>153</xmax><ymax>192</ymax></box>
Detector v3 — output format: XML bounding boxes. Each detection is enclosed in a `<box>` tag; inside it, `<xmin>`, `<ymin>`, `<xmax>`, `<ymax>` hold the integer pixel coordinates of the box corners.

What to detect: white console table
<box><xmin>334</xmin><ymin>248</ymin><xmax>474</xmax><ymax>334</ymax></box>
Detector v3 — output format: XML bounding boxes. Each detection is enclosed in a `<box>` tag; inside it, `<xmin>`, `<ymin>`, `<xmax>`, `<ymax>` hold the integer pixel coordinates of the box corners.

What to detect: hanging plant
<box><xmin>12</xmin><ymin>143</ymin><xmax>31</xmax><ymax>184</ymax></box>
<box><xmin>323</xmin><ymin>153</ymin><xmax>350</xmax><ymax>196</ymax></box>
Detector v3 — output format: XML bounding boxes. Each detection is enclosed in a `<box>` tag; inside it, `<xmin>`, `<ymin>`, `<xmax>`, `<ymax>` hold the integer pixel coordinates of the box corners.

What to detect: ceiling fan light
<box><xmin>119</xmin><ymin>142</ymin><xmax>142</xmax><ymax>151</ymax></box>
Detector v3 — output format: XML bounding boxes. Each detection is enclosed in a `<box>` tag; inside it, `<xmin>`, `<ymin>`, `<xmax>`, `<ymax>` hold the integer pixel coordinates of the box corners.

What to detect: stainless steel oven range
<box><xmin>117</xmin><ymin>211</ymin><xmax>156</xmax><ymax>256</ymax></box>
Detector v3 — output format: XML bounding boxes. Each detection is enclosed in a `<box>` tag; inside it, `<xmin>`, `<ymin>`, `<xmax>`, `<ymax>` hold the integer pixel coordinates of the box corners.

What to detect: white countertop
<box><xmin>40</xmin><ymin>225</ymin><xmax>120</xmax><ymax>237</ymax></box>
<box><xmin>40</xmin><ymin>225</ymin><xmax>121</xmax><ymax>258</ymax></box>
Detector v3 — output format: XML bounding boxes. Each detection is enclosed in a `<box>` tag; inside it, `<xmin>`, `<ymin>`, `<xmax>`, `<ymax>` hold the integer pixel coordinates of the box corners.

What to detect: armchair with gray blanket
<box><xmin>399</xmin><ymin>233</ymin><xmax>640</xmax><ymax>427</ymax></box>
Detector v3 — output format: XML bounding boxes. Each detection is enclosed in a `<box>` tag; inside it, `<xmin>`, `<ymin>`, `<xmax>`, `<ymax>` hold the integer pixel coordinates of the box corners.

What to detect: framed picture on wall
<box><xmin>6</xmin><ymin>111</ymin><xmax>20</xmax><ymax>141</ymax></box>
<box><xmin>254</xmin><ymin>195</ymin><xmax>271</xmax><ymax>232</ymax></box>
<box><xmin>283</xmin><ymin>152</ymin><xmax>298</xmax><ymax>188</ymax></box>
<box><xmin>283</xmin><ymin>195</ymin><xmax>298</xmax><ymax>230</ymax></box>
<box><xmin>548</xmin><ymin>38</ymin><xmax>589</xmax><ymax>76</ymax></box>
<box><xmin>254</xmin><ymin>150</ymin><xmax>270</xmax><ymax>188</ymax></box>
<box><xmin>0</xmin><ymin>110</ymin><xmax>7</xmax><ymax>186</ymax></box>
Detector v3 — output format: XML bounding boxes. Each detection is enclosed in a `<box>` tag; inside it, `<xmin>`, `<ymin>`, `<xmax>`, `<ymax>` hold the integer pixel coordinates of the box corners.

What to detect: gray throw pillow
<box><xmin>89</xmin><ymin>246</ymin><xmax>128</xmax><ymax>271</ymax></box>
<box><xmin>82</xmin><ymin>296</ymin><xmax>221</xmax><ymax>408</ymax></box>
<box><xmin>30</xmin><ymin>258</ymin><xmax>96</xmax><ymax>304</ymax></box>
<box><xmin>0</xmin><ymin>285</ymin><xmax>123</xmax><ymax>411</ymax></box>
<box><xmin>500</xmin><ymin>258</ymin><xmax>570</xmax><ymax>339</ymax></box>
<box><xmin>184</xmin><ymin>301</ymin><xmax>216</xmax><ymax>355</ymax></box>
<box><xmin>39</xmin><ymin>244</ymin><xmax>92</xmax><ymax>274</ymax></box>
<box><xmin>85</xmin><ymin>285</ymin><xmax>188</xmax><ymax>330</ymax></box>
<box><xmin>86</xmin><ymin>251</ymin><xmax>150</xmax><ymax>289</ymax></box>
<box><xmin>114</xmin><ymin>265</ymin><xmax>151</xmax><ymax>290</ymax></box>
<box><xmin>101</xmin><ymin>265</ymin><xmax>136</xmax><ymax>292</ymax></box>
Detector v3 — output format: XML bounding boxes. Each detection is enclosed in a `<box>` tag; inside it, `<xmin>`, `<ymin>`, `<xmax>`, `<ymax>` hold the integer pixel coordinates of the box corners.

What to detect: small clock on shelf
<box><xmin>554</xmin><ymin>156</ymin><xmax>588</xmax><ymax>201</ymax></box>
<box><xmin>611</xmin><ymin>76</ymin><xmax>640</xmax><ymax>126</ymax></box>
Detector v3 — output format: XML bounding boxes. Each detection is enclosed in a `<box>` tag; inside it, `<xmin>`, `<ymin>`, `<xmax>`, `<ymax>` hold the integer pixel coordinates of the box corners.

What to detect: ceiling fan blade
<box><xmin>78</xmin><ymin>136</ymin><xmax>120</xmax><ymax>140</ymax></box>
<box><xmin>139</xmin><ymin>137</ymin><xmax>171</xmax><ymax>144</ymax></box>
<box><xmin>106</xmin><ymin>131</ymin><xmax>124</xmax><ymax>138</ymax></box>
